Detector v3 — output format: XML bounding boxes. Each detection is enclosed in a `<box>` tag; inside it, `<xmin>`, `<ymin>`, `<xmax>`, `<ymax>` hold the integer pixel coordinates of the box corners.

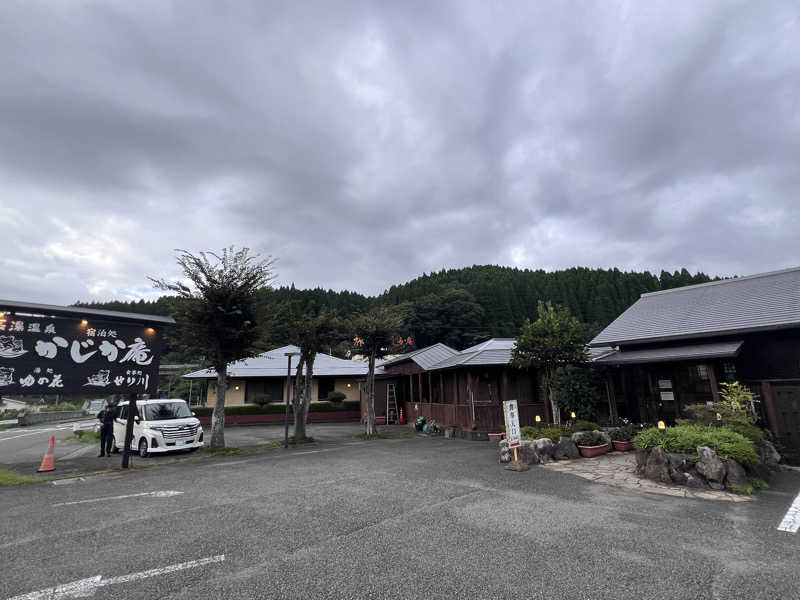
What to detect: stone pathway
<box><xmin>542</xmin><ymin>451</ymin><xmax>752</xmax><ymax>502</ymax></box>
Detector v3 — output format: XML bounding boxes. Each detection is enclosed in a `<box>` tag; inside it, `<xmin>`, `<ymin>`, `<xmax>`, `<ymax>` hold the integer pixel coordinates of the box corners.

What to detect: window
<box><xmin>694</xmin><ymin>365</ymin><xmax>709</xmax><ymax>381</ymax></box>
<box><xmin>143</xmin><ymin>402</ymin><xmax>192</xmax><ymax>421</ymax></box>
<box><xmin>318</xmin><ymin>377</ymin><xmax>336</xmax><ymax>400</ymax></box>
<box><xmin>119</xmin><ymin>406</ymin><xmax>128</xmax><ymax>420</ymax></box>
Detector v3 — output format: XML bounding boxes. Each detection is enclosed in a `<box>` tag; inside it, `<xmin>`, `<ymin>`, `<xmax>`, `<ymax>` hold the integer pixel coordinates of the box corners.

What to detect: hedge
<box><xmin>192</xmin><ymin>400</ymin><xmax>360</xmax><ymax>417</ymax></box>
<box><xmin>634</xmin><ymin>425</ymin><xmax>759</xmax><ymax>465</ymax></box>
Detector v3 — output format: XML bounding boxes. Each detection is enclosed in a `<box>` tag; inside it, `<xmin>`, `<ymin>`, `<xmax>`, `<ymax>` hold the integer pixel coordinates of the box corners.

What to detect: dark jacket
<box><xmin>98</xmin><ymin>407</ymin><xmax>118</xmax><ymax>428</ymax></box>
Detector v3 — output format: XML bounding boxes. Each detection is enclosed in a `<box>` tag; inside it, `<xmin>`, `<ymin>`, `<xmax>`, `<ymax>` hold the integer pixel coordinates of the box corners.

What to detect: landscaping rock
<box><xmin>593</xmin><ymin>430</ymin><xmax>612</xmax><ymax>447</ymax></box>
<box><xmin>757</xmin><ymin>441</ymin><xmax>781</xmax><ymax>470</ymax></box>
<box><xmin>684</xmin><ymin>469</ymin><xmax>709</xmax><ymax>489</ymax></box>
<box><xmin>708</xmin><ymin>481</ymin><xmax>726</xmax><ymax>491</ymax></box>
<box><xmin>519</xmin><ymin>441</ymin><xmax>540</xmax><ymax>465</ymax></box>
<box><xmin>725</xmin><ymin>459</ymin><xmax>748</xmax><ymax>489</ymax></box>
<box><xmin>532</xmin><ymin>438</ymin><xmax>555</xmax><ymax>463</ymax></box>
<box><xmin>667</xmin><ymin>453</ymin><xmax>695</xmax><ymax>473</ymax></box>
<box><xmin>635</xmin><ymin>451</ymin><xmax>649</xmax><ymax>470</ymax></box>
<box><xmin>570</xmin><ymin>431</ymin><xmax>590</xmax><ymax>443</ymax></box>
<box><xmin>554</xmin><ymin>437</ymin><xmax>580</xmax><ymax>460</ymax></box>
<box><xmin>644</xmin><ymin>446</ymin><xmax>672</xmax><ymax>484</ymax></box>
<box><xmin>696</xmin><ymin>446</ymin><xmax>726</xmax><ymax>485</ymax></box>
<box><xmin>498</xmin><ymin>440</ymin><xmax>512</xmax><ymax>464</ymax></box>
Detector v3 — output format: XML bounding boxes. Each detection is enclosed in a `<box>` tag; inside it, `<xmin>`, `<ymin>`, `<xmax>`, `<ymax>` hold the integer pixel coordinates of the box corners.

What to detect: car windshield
<box><xmin>143</xmin><ymin>402</ymin><xmax>192</xmax><ymax>421</ymax></box>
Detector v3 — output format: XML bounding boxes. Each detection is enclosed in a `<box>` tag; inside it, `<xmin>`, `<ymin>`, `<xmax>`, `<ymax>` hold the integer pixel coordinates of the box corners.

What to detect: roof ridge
<box><xmin>642</xmin><ymin>266</ymin><xmax>800</xmax><ymax>298</ymax></box>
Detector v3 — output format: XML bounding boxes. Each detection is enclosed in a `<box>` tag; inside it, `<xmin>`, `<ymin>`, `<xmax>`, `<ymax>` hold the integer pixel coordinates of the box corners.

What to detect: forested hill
<box><xmin>76</xmin><ymin>266</ymin><xmax>713</xmax><ymax>359</ymax></box>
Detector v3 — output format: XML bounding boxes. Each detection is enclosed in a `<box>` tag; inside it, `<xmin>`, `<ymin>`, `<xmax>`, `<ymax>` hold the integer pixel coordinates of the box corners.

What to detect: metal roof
<box><xmin>590</xmin><ymin>266</ymin><xmax>800</xmax><ymax>347</ymax></box>
<box><xmin>0</xmin><ymin>298</ymin><xmax>175</xmax><ymax>326</ymax></box>
<box><xmin>183</xmin><ymin>345</ymin><xmax>368</xmax><ymax>379</ymax></box>
<box><xmin>592</xmin><ymin>340</ymin><xmax>744</xmax><ymax>365</ymax></box>
<box><xmin>380</xmin><ymin>343</ymin><xmax>459</xmax><ymax>370</ymax></box>
<box><xmin>428</xmin><ymin>339</ymin><xmax>515</xmax><ymax>370</ymax></box>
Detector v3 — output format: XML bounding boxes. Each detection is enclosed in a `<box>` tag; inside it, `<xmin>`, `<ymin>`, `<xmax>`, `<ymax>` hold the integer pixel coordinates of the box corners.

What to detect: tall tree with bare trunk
<box><xmin>151</xmin><ymin>247</ymin><xmax>276</xmax><ymax>447</ymax></box>
<box><xmin>291</xmin><ymin>310</ymin><xmax>342</xmax><ymax>442</ymax></box>
<box><xmin>351</xmin><ymin>307</ymin><xmax>408</xmax><ymax>436</ymax></box>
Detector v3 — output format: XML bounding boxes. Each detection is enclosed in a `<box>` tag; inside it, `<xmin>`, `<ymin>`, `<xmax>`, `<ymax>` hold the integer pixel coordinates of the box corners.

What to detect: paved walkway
<box><xmin>542</xmin><ymin>451</ymin><xmax>752</xmax><ymax>502</ymax></box>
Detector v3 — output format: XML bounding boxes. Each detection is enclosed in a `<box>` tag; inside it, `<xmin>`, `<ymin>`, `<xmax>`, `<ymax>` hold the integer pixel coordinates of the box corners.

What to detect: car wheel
<box><xmin>138</xmin><ymin>438</ymin><xmax>149</xmax><ymax>458</ymax></box>
<box><xmin>111</xmin><ymin>437</ymin><xmax>120</xmax><ymax>454</ymax></box>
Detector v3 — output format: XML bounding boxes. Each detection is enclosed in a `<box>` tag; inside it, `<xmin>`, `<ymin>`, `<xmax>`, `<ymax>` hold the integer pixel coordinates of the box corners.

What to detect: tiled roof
<box><xmin>592</xmin><ymin>340</ymin><xmax>744</xmax><ymax>365</ymax></box>
<box><xmin>380</xmin><ymin>343</ymin><xmax>459</xmax><ymax>370</ymax></box>
<box><xmin>590</xmin><ymin>267</ymin><xmax>800</xmax><ymax>347</ymax></box>
<box><xmin>428</xmin><ymin>339</ymin><xmax>515</xmax><ymax>370</ymax></box>
<box><xmin>183</xmin><ymin>345</ymin><xmax>368</xmax><ymax>379</ymax></box>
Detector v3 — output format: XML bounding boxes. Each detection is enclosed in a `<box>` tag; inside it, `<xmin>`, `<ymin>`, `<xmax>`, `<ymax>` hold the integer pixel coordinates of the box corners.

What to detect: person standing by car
<box><xmin>96</xmin><ymin>400</ymin><xmax>118</xmax><ymax>457</ymax></box>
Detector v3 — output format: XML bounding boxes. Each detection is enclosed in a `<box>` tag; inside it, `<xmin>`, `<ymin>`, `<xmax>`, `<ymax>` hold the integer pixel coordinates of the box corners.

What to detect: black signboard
<box><xmin>0</xmin><ymin>314</ymin><xmax>163</xmax><ymax>395</ymax></box>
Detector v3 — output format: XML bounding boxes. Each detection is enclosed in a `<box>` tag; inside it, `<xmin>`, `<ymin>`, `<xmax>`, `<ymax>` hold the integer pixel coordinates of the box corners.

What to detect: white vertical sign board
<box><xmin>503</xmin><ymin>399</ymin><xmax>521</xmax><ymax>449</ymax></box>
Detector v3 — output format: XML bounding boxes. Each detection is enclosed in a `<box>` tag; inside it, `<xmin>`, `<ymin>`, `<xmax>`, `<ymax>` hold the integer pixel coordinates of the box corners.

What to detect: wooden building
<box><xmin>370</xmin><ymin>339</ymin><xmax>545</xmax><ymax>432</ymax></box>
<box><xmin>589</xmin><ymin>267</ymin><xmax>800</xmax><ymax>454</ymax></box>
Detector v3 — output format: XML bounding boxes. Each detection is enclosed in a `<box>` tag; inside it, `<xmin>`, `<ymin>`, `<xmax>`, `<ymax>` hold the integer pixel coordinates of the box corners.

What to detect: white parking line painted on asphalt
<box><xmin>53</xmin><ymin>490</ymin><xmax>183</xmax><ymax>507</ymax></box>
<box><xmin>777</xmin><ymin>491</ymin><xmax>800</xmax><ymax>533</ymax></box>
<box><xmin>6</xmin><ymin>554</ymin><xmax>225</xmax><ymax>599</ymax></box>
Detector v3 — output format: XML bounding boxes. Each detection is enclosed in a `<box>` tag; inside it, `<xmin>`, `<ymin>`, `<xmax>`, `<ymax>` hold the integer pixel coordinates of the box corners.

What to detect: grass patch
<box><xmin>729</xmin><ymin>479</ymin><xmax>768</xmax><ymax>495</ymax></box>
<box><xmin>0</xmin><ymin>469</ymin><xmax>40</xmax><ymax>486</ymax></box>
<box><xmin>67</xmin><ymin>430</ymin><xmax>101</xmax><ymax>443</ymax></box>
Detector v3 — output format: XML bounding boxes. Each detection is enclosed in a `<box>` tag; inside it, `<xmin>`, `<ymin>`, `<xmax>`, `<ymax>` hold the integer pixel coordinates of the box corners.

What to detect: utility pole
<box><xmin>121</xmin><ymin>393</ymin><xmax>138</xmax><ymax>468</ymax></box>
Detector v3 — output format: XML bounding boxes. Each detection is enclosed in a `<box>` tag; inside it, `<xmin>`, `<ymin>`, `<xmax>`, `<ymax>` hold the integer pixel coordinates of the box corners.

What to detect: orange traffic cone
<box><xmin>398</xmin><ymin>408</ymin><xmax>406</xmax><ymax>425</ymax></box>
<box><xmin>37</xmin><ymin>435</ymin><xmax>56</xmax><ymax>472</ymax></box>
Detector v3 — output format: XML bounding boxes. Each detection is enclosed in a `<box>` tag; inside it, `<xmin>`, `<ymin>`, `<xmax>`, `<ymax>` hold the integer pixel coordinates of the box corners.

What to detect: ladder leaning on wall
<box><xmin>386</xmin><ymin>383</ymin><xmax>398</xmax><ymax>425</ymax></box>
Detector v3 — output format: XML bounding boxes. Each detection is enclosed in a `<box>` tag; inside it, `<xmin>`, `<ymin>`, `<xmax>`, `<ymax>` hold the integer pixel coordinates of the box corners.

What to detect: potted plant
<box><xmin>574</xmin><ymin>431</ymin><xmax>610</xmax><ymax>458</ymax></box>
<box><xmin>610</xmin><ymin>424</ymin><xmax>638</xmax><ymax>452</ymax></box>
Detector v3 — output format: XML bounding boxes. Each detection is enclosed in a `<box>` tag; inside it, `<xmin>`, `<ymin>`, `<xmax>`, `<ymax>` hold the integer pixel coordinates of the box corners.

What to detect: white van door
<box><xmin>114</xmin><ymin>405</ymin><xmax>128</xmax><ymax>451</ymax></box>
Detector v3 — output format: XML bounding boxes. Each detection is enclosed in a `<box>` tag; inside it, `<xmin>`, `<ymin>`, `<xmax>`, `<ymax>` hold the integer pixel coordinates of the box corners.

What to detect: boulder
<box><xmin>570</xmin><ymin>431</ymin><xmax>590</xmax><ymax>444</ymax></box>
<box><xmin>725</xmin><ymin>459</ymin><xmax>749</xmax><ymax>489</ymax></box>
<box><xmin>757</xmin><ymin>441</ymin><xmax>781</xmax><ymax>470</ymax></box>
<box><xmin>668</xmin><ymin>453</ymin><xmax>695</xmax><ymax>473</ymax></box>
<box><xmin>635</xmin><ymin>451</ymin><xmax>649</xmax><ymax>470</ymax></box>
<box><xmin>684</xmin><ymin>469</ymin><xmax>709</xmax><ymax>489</ymax></box>
<box><xmin>644</xmin><ymin>446</ymin><xmax>672</xmax><ymax>484</ymax></box>
<box><xmin>518</xmin><ymin>441</ymin><xmax>540</xmax><ymax>465</ymax></box>
<box><xmin>532</xmin><ymin>438</ymin><xmax>555</xmax><ymax>463</ymax></box>
<box><xmin>709</xmin><ymin>481</ymin><xmax>726</xmax><ymax>491</ymax></box>
<box><xmin>696</xmin><ymin>446</ymin><xmax>726</xmax><ymax>484</ymax></box>
<box><xmin>498</xmin><ymin>439</ymin><xmax>512</xmax><ymax>464</ymax></box>
<box><xmin>554</xmin><ymin>437</ymin><xmax>581</xmax><ymax>460</ymax></box>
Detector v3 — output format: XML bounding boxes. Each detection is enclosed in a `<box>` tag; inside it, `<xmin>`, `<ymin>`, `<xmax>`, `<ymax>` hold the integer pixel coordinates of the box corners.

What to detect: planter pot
<box><xmin>578</xmin><ymin>443</ymin><xmax>610</xmax><ymax>458</ymax></box>
<box><xmin>488</xmin><ymin>432</ymin><xmax>505</xmax><ymax>442</ymax></box>
<box><xmin>612</xmin><ymin>440</ymin><xmax>634</xmax><ymax>452</ymax></box>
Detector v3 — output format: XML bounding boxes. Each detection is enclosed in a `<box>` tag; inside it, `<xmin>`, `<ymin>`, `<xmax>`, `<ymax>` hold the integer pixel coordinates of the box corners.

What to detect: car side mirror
<box><xmin>134</xmin><ymin>416</ymin><xmax>140</xmax><ymax>423</ymax></box>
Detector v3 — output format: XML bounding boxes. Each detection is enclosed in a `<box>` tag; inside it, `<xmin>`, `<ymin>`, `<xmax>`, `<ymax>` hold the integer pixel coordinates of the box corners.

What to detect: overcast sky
<box><xmin>1</xmin><ymin>1</ymin><xmax>799</xmax><ymax>304</ymax></box>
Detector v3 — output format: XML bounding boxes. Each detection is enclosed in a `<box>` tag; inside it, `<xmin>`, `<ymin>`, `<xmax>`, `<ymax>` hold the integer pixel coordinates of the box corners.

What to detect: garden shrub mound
<box><xmin>634</xmin><ymin>425</ymin><xmax>758</xmax><ymax>465</ymax></box>
<box><xmin>634</xmin><ymin>425</ymin><xmax>780</xmax><ymax>493</ymax></box>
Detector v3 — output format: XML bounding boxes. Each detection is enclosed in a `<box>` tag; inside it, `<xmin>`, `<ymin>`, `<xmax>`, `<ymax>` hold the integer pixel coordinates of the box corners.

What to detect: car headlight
<box><xmin>147</xmin><ymin>426</ymin><xmax>163</xmax><ymax>431</ymax></box>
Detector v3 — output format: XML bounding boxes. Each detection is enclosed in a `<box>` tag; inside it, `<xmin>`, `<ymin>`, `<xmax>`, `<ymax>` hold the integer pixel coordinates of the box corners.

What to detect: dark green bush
<box><xmin>611</xmin><ymin>424</ymin><xmax>638</xmax><ymax>442</ymax></box>
<box><xmin>678</xmin><ymin>403</ymin><xmax>770</xmax><ymax>443</ymax></box>
<box><xmin>521</xmin><ymin>426</ymin><xmax>569</xmax><ymax>442</ymax></box>
<box><xmin>0</xmin><ymin>409</ymin><xmax>20</xmax><ymax>420</ymax></box>
<box><xmin>40</xmin><ymin>402</ymin><xmax>81</xmax><ymax>412</ymax></box>
<box><xmin>574</xmin><ymin>431</ymin><xmax>607</xmax><ymax>447</ymax></box>
<box><xmin>326</xmin><ymin>391</ymin><xmax>347</xmax><ymax>403</ymax></box>
<box><xmin>192</xmin><ymin>400</ymin><xmax>360</xmax><ymax>417</ymax></box>
<box><xmin>572</xmin><ymin>420</ymin><xmax>603</xmax><ymax>432</ymax></box>
<box><xmin>634</xmin><ymin>425</ymin><xmax>758</xmax><ymax>465</ymax></box>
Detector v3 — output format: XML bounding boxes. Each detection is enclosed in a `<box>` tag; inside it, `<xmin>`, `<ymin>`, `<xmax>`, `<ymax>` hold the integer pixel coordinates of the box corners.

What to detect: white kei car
<box><xmin>113</xmin><ymin>399</ymin><xmax>204</xmax><ymax>457</ymax></box>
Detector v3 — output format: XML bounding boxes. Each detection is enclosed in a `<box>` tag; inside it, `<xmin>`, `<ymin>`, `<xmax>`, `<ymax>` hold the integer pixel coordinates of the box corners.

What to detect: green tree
<box><xmin>550</xmin><ymin>365</ymin><xmax>605</xmax><ymax>421</ymax></box>
<box><xmin>351</xmin><ymin>306</ymin><xmax>408</xmax><ymax>435</ymax></box>
<box><xmin>151</xmin><ymin>247</ymin><xmax>276</xmax><ymax>447</ymax></box>
<box><xmin>291</xmin><ymin>310</ymin><xmax>343</xmax><ymax>441</ymax></box>
<box><xmin>511</xmin><ymin>301</ymin><xmax>587</xmax><ymax>425</ymax></box>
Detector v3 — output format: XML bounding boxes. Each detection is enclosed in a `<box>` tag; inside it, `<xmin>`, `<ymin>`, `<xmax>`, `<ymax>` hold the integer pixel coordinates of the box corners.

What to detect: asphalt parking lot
<box><xmin>1</xmin><ymin>435</ymin><xmax>799</xmax><ymax>599</ymax></box>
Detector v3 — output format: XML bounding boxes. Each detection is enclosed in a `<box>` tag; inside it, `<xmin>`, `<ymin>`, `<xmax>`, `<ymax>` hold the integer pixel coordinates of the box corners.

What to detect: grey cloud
<box><xmin>1</xmin><ymin>0</ymin><xmax>799</xmax><ymax>304</ymax></box>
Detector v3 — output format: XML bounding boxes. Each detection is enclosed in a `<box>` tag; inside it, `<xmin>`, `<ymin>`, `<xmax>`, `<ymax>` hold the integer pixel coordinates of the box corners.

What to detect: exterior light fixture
<box><xmin>80</xmin><ymin>319</ymin><xmax>88</xmax><ymax>326</ymax></box>
<box><xmin>535</xmin><ymin>415</ymin><xmax>541</xmax><ymax>422</ymax></box>
<box><xmin>145</xmin><ymin>327</ymin><xmax>155</xmax><ymax>335</ymax></box>
<box><xmin>234</xmin><ymin>385</ymin><xmax>240</xmax><ymax>391</ymax></box>
<box><xmin>570</xmin><ymin>411</ymin><xmax>576</xmax><ymax>419</ymax></box>
<box><xmin>657</xmin><ymin>420</ymin><xmax>666</xmax><ymax>431</ymax></box>
<box><xmin>716</xmin><ymin>412</ymin><xmax>722</xmax><ymax>421</ymax></box>
<box><xmin>346</xmin><ymin>383</ymin><xmax>352</xmax><ymax>388</ymax></box>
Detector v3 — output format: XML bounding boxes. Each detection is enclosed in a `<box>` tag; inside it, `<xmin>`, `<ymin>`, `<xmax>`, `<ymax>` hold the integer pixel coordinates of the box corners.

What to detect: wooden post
<box><xmin>418</xmin><ymin>372</ymin><xmax>423</xmax><ymax>404</ymax></box>
<box><xmin>761</xmin><ymin>381</ymin><xmax>780</xmax><ymax>437</ymax></box>
<box><xmin>439</xmin><ymin>372</ymin><xmax>444</xmax><ymax>405</ymax></box>
<box><xmin>605</xmin><ymin>372</ymin><xmax>619</xmax><ymax>424</ymax></box>
<box><xmin>502</xmin><ymin>371</ymin><xmax>509</xmax><ymax>403</ymax></box>
<box><xmin>452</xmin><ymin>372</ymin><xmax>458</xmax><ymax>404</ymax></box>
<box><xmin>409</xmin><ymin>373</ymin><xmax>414</xmax><ymax>404</ymax></box>
<box><xmin>706</xmin><ymin>363</ymin><xmax>720</xmax><ymax>403</ymax></box>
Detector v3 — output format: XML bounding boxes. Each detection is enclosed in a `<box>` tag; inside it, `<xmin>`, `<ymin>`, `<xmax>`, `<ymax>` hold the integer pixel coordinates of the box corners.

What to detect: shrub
<box><xmin>679</xmin><ymin>402</ymin><xmax>770</xmax><ymax>443</ymax></box>
<box><xmin>521</xmin><ymin>426</ymin><xmax>569</xmax><ymax>442</ymax></box>
<box><xmin>0</xmin><ymin>409</ymin><xmax>20</xmax><ymax>420</ymax></box>
<box><xmin>572</xmin><ymin>420</ymin><xmax>603</xmax><ymax>432</ymax></box>
<box><xmin>574</xmin><ymin>431</ymin><xmax>608</xmax><ymax>447</ymax></box>
<box><xmin>634</xmin><ymin>425</ymin><xmax>759</xmax><ymax>465</ymax></box>
<box><xmin>550</xmin><ymin>365</ymin><xmax>606</xmax><ymax>421</ymax></box>
<box><xmin>40</xmin><ymin>402</ymin><xmax>81</xmax><ymax>412</ymax></box>
<box><xmin>611</xmin><ymin>424</ymin><xmax>638</xmax><ymax>442</ymax></box>
<box><xmin>251</xmin><ymin>394</ymin><xmax>274</xmax><ymax>407</ymax></box>
<box><xmin>326</xmin><ymin>391</ymin><xmax>347</xmax><ymax>403</ymax></box>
